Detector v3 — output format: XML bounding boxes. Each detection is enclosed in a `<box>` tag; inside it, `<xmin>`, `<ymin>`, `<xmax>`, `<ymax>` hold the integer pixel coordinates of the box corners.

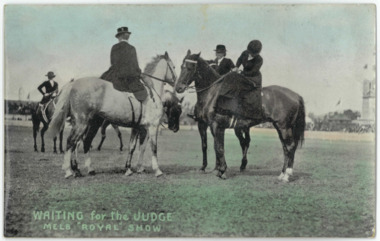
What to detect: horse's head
<box><xmin>162</xmin><ymin>91</ymin><xmax>184</xmax><ymax>133</ymax></box>
<box><xmin>175</xmin><ymin>50</ymin><xmax>201</xmax><ymax>93</ymax></box>
<box><xmin>162</xmin><ymin>51</ymin><xmax>177</xmax><ymax>86</ymax></box>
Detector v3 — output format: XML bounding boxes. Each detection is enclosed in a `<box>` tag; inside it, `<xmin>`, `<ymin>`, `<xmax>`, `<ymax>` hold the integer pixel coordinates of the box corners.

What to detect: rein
<box><xmin>186</xmin><ymin>71</ymin><xmax>230</xmax><ymax>93</ymax></box>
<box><xmin>141</xmin><ymin>59</ymin><xmax>176</xmax><ymax>86</ymax></box>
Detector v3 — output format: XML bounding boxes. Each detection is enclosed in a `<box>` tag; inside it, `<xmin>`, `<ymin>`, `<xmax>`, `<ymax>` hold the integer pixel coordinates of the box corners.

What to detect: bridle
<box><xmin>141</xmin><ymin>58</ymin><xmax>177</xmax><ymax>86</ymax></box>
<box><xmin>182</xmin><ymin>58</ymin><xmax>226</xmax><ymax>93</ymax></box>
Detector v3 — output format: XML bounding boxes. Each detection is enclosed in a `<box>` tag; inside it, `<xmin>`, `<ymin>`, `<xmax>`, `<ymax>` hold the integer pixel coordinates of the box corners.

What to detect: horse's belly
<box><xmin>100</xmin><ymin>88</ymin><xmax>137</xmax><ymax>126</ymax></box>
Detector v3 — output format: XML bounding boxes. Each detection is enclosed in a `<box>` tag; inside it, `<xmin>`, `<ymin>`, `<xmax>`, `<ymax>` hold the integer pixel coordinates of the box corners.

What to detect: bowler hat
<box><xmin>214</xmin><ymin>45</ymin><xmax>227</xmax><ymax>53</ymax></box>
<box><xmin>247</xmin><ymin>40</ymin><xmax>262</xmax><ymax>55</ymax></box>
<box><xmin>115</xmin><ymin>26</ymin><xmax>131</xmax><ymax>37</ymax></box>
<box><xmin>45</xmin><ymin>71</ymin><xmax>56</xmax><ymax>79</ymax></box>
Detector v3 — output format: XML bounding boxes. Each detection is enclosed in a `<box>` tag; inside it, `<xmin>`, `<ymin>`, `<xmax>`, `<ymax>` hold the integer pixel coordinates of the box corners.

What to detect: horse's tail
<box><xmin>294</xmin><ymin>96</ymin><xmax>306</xmax><ymax>147</ymax></box>
<box><xmin>47</xmin><ymin>82</ymin><xmax>73</xmax><ymax>139</ymax></box>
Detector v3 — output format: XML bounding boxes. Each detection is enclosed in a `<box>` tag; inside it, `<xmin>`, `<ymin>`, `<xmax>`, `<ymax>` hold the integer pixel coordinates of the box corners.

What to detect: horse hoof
<box><xmin>278</xmin><ymin>172</ymin><xmax>285</xmax><ymax>181</ymax></box>
<box><xmin>137</xmin><ymin>167</ymin><xmax>146</xmax><ymax>174</ymax></box>
<box><xmin>219</xmin><ymin>173</ymin><xmax>228</xmax><ymax>180</ymax></box>
<box><xmin>155</xmin><ymin>170</ymin><xmax>163</xmax><ymax>177</ymax></box>
<box><xmin>240</xmin><ymin>167</ymin><xmax>246</xmax><ymax>172</ymax></box>
<box><xmin>41</xmin><ymin>149</ymin><xmax>45</xmax><ymax>153</ymax></box>
<box><xmin>64</xmin><ymin>171</ymin><xmax>73</xmax><ymax>179</ymax></box>
<box><xmin>74</xmin><ymin>171</ymin><xmax>83</xmax><ymax>178</ymax></box>
<box><xmin>97</xmin><ymin>148</ymin><xmax>101</xmax><ymax>151</ymax></box>
<box><xmin>88</xmin><ymin>171</ymin><xmax>96</xmax><ymax>176</ymax></box>
<box><xmin>199</xmin><ymin>168</ymin><xmax>206</xmax><ymax>172</ymax></box>
<box><xmin>125</xmin><ymin>169</ymin><xmax>133</xmax><ymax>176</ymax></box>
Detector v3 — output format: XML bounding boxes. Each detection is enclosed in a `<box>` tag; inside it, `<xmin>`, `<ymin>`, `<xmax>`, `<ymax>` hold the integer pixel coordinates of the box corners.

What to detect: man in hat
<box><xmin>208</xmin><ymin>44</ymin><xmax>235</xmax><ymax>75</ymax></box>
<box><xmin>37</xmin><ymin>71</ymin><xmax>59</xmax><ymax>105</ymax></box>
<box><xmin>100</xmin><ymin>26</ymin><xmax>148</xmax><ymax>102</ymax></box>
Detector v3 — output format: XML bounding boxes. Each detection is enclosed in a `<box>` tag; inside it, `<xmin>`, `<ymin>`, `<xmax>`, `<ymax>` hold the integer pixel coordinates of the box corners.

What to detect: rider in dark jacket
<box><xmin>234</xmin><ymin>40</ymin><xmax>263</xmax><ymax>87</ymax></box>
<box><xmin>100</xmin><ymin>27</ymin><xmax>147</xmax><ymax>101</ymax></box>
<box><xmin>38</xmin><ymin>71</ymin><xmax>58</xmax><ymax>105</ymax></box>
<box><xmin>208</xmin><ymin>45</ymin><xmax>235</xmax><ymax>76</ymax></box>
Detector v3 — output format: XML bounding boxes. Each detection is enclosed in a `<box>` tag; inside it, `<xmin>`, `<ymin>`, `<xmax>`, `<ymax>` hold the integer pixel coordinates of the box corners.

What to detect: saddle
<box><xmin>214</xmin><ymin>72</ymin><xmax>263</xmax><ymax>119</ymax></box>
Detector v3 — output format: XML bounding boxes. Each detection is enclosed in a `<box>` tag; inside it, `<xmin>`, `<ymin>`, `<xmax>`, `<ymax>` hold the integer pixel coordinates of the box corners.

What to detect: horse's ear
<box><xmin>179</xmin><ymin>96</ymin><xmax>185</xmax><ymax>103</ymax></box>
<box><xmin>195</xmin><ymin>52</ymin><xmax>201</xmax><ymax>58</ymax></box>
<box><xmin>187</xmin><ymin>49</ymin><xmax>191</xmax><ymax>56</ymax></box>
<box><xmin>164</xmin><ymin>51</ymin><xmax>169</xmax><ymax>59</ymax></box>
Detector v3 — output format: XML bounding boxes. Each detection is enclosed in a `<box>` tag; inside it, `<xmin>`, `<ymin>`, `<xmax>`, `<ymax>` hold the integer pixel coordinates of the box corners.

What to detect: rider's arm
<box><xmin>37</xmin><ymin>82</ymin><xmax>46</xmax><ymax>95</ymax></box>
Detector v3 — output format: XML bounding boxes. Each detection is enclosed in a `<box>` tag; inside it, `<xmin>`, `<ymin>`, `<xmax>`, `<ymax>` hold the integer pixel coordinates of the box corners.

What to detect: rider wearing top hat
<box><xmin>100</xmin><ymin>26</ymin><xmax>148</xmax><ymax>101</ymax></box>
<box><xmin>38</xmin><ymin>71</ymin><xmax>58</xmax><ymax>105</ymax></box>
<box><xmin>233</xmin><ymin>40</ymin><xmax>263</xmax><ymax>87</ymax></box>
<box><xmin>208</xmin><ymin>45</ymin><xmax>235</xmax><ymax>75</ymax></box>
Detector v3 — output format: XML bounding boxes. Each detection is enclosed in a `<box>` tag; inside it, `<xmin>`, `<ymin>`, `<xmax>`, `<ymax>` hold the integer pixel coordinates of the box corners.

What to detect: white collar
<box><xmin>120</xmin><ymin>39</ymin><xmax>129</xmax><ymax>43</ymax></box>
<box><xmin>216</xmin><ymin>57</ymin><xmax>224</xmax><ymax>63</ymax></box>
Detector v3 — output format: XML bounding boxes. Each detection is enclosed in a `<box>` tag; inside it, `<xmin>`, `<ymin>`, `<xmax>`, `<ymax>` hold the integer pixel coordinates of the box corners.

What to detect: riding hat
<box><xmin>247</xmin><ymin>40</ymin><xmax>262</xmax><ymax>55</ymax></box>
<box><xmin>115</xmin><ymin>26</ymin><xmax>131</xmax><ymax>37</ymax></box>
<box><xmin>45</xmin><ymin>71</ymin><xmax>56</xmax><ymax>79</ymax></box>
<box><xmin>214</xmin><ymin>45</ymin><xmax>227</xmax><ymax>53</ymax></box>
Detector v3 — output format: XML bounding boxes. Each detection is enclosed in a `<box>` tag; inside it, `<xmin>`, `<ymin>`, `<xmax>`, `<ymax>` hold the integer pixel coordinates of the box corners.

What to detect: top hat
<box><xmin>214</xmin><ymin>44</ymin><xmax>227</xmax><ymax>53</ymax></box>
<box><xmin>115</xmin><ymin>27</ymin><xmax>131</xmax><ymax>37</ymax></box>
<box><xmin>247</xmin><ymin>40</ymin><xmax>262</xmax><ymax>55</ymax></box>
<box><xmin>45</xmin><ymin>71</ymin><xmax>56</xmax><ymax>79</ymax></box>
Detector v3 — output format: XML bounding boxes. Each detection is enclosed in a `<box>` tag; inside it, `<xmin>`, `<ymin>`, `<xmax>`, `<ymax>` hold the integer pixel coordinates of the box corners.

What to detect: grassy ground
<box><xmin>4</xmin><ymin>125</ymin><xmax>375</xmax><ymax>237</ymax></box>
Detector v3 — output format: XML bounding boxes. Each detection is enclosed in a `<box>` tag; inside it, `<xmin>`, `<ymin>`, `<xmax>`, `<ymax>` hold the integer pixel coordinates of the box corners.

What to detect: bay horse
<box><xmin>47</xmin><ymin>52</ymin><xmax>182</xmax><ymax>178</ymax></box>
<box><xmin>175</xmin><ymin>50</ymin><xmax>305</xmax><ymax>182</ymax></box>
<box><xmin>31</xmin><ymin>96</ymin><xmax>64</xmax><ymax>153</ymax></box>
<box><xmin>96</xmin><ymin>120</ymin><xmax>124</xmax><ymax>152</ymax></box>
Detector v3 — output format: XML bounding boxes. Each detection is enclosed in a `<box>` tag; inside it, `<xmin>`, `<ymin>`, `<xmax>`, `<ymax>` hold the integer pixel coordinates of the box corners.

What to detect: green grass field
<box><xmin>4</xmin><ymin>125</ymin><xmax>375</xmax><ymax>237</ymax></box>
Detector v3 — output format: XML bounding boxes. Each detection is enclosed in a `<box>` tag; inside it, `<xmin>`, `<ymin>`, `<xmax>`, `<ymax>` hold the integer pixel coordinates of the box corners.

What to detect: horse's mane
<box><xmin>144</xmin><ymin>55</ymin><xmax>165</xmax><ymax>75</ymax></box>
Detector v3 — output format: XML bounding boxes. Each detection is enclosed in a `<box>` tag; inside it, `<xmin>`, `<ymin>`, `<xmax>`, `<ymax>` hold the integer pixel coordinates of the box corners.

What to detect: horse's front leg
<box><xmin>33</xmin><ymin>120</ymin><xmax>40</xmax><ymax>152</ymax></box>
<box><xmin>40</xmin><ymin>123</ymin><xmax>48</xmax><ymax>153</ymax></box>
<box><xmin>112</xmin><ymin>124</ymin><xmax>124</xmax><ymax>152</ymax></box>
<box><xmin>97</xmin><ymin>121</ymin><xmax>108</xmax><ymax>151</ymax></box>
<box><xmin>59</xmin><ymin>129</ymin><xmax>64</xmax><ymax>154</ymax></box>
<box><xmin>53</xmin><ymin>136</ymin><xmax>57</xmax><ymax>153</ymax></box>
<box><xmin>212</xmin><ymin>123</ymin><xmax>227</xmax><ymax>179</ymax></box>
<box><xmin>124</xmin><ymin>128</ymin><xmax>139</xmax><ymax>176</ymax></box>
<box><xmin>149</xmin><ymin>126</ymin><xmax>163</xmax><ymax>177</ymax></box>
<box><xmin>136</xmin><ymin>128</ymin><xmax>149</xmax><ymax>174</ymax></box>
<box><xmin>198</xmin><ymin>121</ymin><xmax>208</xmax><ymax>171</ymax></box>
<box><xmin>234</xmin><ymin>127</ymin><xmax>251</xmax><ymax>171</ymax></box>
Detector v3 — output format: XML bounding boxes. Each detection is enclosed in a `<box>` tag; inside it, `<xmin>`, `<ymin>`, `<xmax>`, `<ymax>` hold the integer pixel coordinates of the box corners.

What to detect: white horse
<box><xmin>48</xmin><ymin>52</ymin><xmax>182</xmax><ymax>178</ymax></box>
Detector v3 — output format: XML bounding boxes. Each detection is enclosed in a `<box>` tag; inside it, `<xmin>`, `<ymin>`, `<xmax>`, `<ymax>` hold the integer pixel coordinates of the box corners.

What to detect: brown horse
<box><xmin>31</xmin><ymin>97</ymin><xmax>64</xmax><ymax>153</ymax></box>
<box><xmin>175</xmin><ymin>50</ymin><xmax>305</xmax><ymax>182</ymax></box>
<box><xmin>96</xmin><ymin>120</ymin><xmax>124</xmax><ymax>152</ymax></box>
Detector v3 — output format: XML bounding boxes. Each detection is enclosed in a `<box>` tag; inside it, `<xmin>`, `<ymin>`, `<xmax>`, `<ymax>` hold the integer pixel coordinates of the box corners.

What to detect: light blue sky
<box><xmin>4</xmin><ymin>4</ymin><xmax>376</xmax><ymax>115</ymax></box>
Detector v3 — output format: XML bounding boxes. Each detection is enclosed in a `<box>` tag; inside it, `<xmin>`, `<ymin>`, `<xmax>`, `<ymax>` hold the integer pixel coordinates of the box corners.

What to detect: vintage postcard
<box><xmin>3</xmin><ymin>3</ymin><xmax>376</xmax><ymax>238</ymax></box>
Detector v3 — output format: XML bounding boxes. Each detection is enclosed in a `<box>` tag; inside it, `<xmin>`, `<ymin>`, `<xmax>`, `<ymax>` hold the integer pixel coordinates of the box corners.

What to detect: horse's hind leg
<box><xmin>235</xmin><ymin>127</ymin><xmax>251</xmax><ymax>171</ymax></box>
<box><xmin>113</xmin><ymin>124</ymin><xmax>124</xmax><ymax>152</ymax></box>
<box><xmin>136</xmin><ymin>128</ymin><xmax>148</xmax><ymax>173</ymax></box>
<box><xmin>59</xmin><ymin>129</ymin><xmax>64</xmax><ymax>153</ymax></box>
<box><xmin>273</xmin><ymin>124</ymin><xmax>298</xmax><ymax>182</ymax></box>
<box><xmin>63</xmin><ymin>123</ymin><xmax>88</xmax><ymax>178</ymax></box>
<box><xmin>83</xmin><ymin>116</ymin><xmax>104</xmax><ymax>175</ymax></box>
<box><xmin>124</xmin><ymin>127</ymin><xmax>140</xmax><ymax>176</ymax></box>
<box><xmin>97</xmin><ymin>120</ymin><xmax>109</xmax><ymax>151</ymax></box>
